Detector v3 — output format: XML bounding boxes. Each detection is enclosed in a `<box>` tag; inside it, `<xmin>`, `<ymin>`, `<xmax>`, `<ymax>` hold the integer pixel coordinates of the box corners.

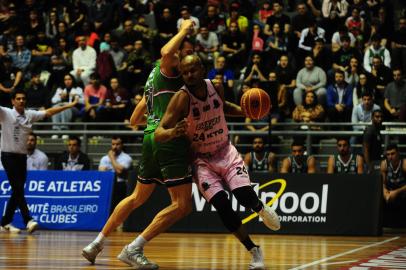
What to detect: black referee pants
<box><xmin>1</xmin><ymin>152</ymin><xmax>32</xmax><ymax>226</ymax></box>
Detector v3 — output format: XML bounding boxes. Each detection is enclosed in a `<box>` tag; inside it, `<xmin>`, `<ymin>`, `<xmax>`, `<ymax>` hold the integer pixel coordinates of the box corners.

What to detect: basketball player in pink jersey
<box><xmin>155</xmin><ymin>55</ymin><xmax>280</xmax><ymax>270</ymax></box>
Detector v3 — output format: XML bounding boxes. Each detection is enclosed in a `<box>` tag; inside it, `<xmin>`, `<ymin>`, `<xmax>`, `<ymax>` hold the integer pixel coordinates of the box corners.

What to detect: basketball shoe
<box><xmin>26</xmin><ymin>220</ymin><xmax>39</xmax><ymax>234</ymax></box>
<box><xmin>0</xmin><ymin>223</ymin><xmax>21</xmax><ymax>233</ymax></box>
<box><xmin>259</xmin><ymin>204</ymin><xmax>280</xmax><ymax>231</ymax></box>
<box><xmin>117</xmin><ymin>245</ymin><xmax>159</xmax><ymax>270</ymax></box>
<box><xmin>82</xmin><ymin>242</ymin><xmax>103</xmax><ymax>264</ymax></box>
<box><xmin>249</xmin><ymin>246</ymin><xmax>265</xmax><ymax>269</ymax></box>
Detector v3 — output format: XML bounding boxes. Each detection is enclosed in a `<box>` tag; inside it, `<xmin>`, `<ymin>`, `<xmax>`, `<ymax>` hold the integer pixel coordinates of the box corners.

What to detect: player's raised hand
<box><xmin>179</xmin><ymin>19</ymin><xmax>194</xmax><ymax>33</ymax></box>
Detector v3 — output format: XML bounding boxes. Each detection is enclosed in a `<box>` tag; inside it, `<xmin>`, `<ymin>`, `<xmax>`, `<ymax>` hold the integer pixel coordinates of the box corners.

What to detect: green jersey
<box><xmin>144</xmin><ymin>61</ymin><xmax>183</xmax><ymax>133</ymax></box>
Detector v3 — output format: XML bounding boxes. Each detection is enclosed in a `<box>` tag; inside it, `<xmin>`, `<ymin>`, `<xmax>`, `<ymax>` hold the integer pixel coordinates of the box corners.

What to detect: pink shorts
<box><xmin>193</xmin><ymin>143</ymin><xmax>251</xmax><ymax>202</ymax></box>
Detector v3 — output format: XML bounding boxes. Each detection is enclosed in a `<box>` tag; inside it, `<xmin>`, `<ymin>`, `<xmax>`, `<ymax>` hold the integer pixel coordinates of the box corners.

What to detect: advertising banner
<box><xmin>124</xmin><ymin>173</ymin><xmax>382</xmax><ymax>236</ymax></box>
<box><xmin>0</xmin><ymin>171</ymin><xmax>114</xmax><ymax>230</ymax></box>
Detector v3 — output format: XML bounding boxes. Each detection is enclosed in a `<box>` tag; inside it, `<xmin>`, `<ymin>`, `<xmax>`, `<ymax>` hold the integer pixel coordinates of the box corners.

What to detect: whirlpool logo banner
<box><xmin>124</xmin><ymin>172</ymin><xmax>382</xmax><ymax>236</ymax></box>
<box><xmin>0</xmin><ymin>171</ymin><xmax>114</xmax><ymax>230</ymax></box>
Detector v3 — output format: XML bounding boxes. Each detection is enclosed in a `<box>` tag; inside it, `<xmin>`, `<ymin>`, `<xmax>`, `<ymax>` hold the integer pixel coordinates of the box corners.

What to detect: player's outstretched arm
<box><xmin>155</xmin><ymin>91</ymin><xmax>189</xmax><ymax>143</ymax></box>
<box><xmin>130</xmin><ymin>95</ymin><xmax>147</xmax><ymax>126</ymax></box>
<box><xmin>224</xmin><ymin>101</ymin><xmax>244</xmax><ymax>117</ymax></box>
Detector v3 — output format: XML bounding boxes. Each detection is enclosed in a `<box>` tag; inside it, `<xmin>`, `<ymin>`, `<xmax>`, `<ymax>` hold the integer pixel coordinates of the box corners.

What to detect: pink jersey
<box><xmin>183</xmin><ymin>79</ymin><xmax>229</xmax><ymax>155</ymax></box>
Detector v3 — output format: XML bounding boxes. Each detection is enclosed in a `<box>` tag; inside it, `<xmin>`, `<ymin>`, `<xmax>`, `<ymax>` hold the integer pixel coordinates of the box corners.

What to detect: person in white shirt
<box><xmin>0</xmin><ymin>89</ymin><xmax>78</xmax><ymax>233</ymax></box>
<box><xmin>177</xmin><ymin>6</ymin><xmax>199</xmax><ymax>36</ymax></box>
<box><xmin>99</xmin><ymin>136</ymin><xmax>132</xmax><ymax>211</ymax></box>
<box><xmin>70</xmin><ymin>36</ymin><xmax>97</xmax><ymax>86</ymax></box>
<box><xmin>26</xmin><ymin>132</ymin><xmax>48</xmax><ymax>170</ymax></box>
<box><xmin>51</xmin><ymin>73</ymin><xmax>84</xmax><ymax>135</ymax></box>
<box><xmin>363</xmin><ymin>34</ymin><xmax>391</xmax><ymax>73</ymax></box>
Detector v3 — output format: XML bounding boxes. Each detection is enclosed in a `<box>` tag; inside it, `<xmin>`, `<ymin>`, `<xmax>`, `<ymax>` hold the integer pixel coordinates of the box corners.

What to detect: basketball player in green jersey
<box><xmin>82</xmin><ymin>20</ymin><xmax>194</xmax><ymax>269</ymax></box>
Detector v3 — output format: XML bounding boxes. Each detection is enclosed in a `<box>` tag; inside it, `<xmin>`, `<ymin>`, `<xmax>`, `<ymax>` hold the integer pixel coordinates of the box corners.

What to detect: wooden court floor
<box><xmin>0</xmin><ymin>230</ymin><xmax>405</xmax><ymax>269</ymax></box>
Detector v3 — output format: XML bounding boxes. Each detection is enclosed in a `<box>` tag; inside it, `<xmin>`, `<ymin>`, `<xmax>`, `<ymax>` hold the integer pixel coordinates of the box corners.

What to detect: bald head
<box><xmin>180</xmin><ymin>55</ymin><xmax>205</xmax><ymax>88</ymax></box>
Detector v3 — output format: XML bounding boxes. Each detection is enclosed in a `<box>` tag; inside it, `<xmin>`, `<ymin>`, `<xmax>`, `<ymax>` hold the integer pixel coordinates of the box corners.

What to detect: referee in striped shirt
<box><xmin>0</xmin><ymin>89</ymin><xmax>78</xmax><ymax>233</ymax></box>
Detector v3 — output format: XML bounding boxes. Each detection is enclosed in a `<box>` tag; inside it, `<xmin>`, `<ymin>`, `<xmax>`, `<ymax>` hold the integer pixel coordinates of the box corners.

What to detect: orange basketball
<box><xmin>240</xmin><ymin>88</ymin><xmax>271</xmax><ymax>120</ymax></box>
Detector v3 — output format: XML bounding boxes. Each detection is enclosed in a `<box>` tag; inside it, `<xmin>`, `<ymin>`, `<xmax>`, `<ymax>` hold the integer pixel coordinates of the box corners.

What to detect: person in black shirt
<box><xmin>363</xmin><ymin>109</ymin><xmax>383</xmax><ymax>172</ymax></box>
<box><xmin>55</xmin><ymin>136</ymin><xmax>91</xmax><ymax>171</ymax></box>
<box><xmin>332</xmin><ymin>35</ymin><xmax>362</xmax><ymax>74</ymax></box>
<box><xmin>24</xmin><ymin>71</ymin><xmax>49</xmax><ymax>110</ymax></box>
<box><xmin>221</xmin><ymin>21</ymin><xmax>247</xmax><ymax>71</ymax></box>
<box><xmin>0</xmin><ymin>56</ymin><xmax>22</xmax><ymax>107</ymax></box>
<box><xmin>391</xmin><ymin>17</ymin><xmax>406</xmax><ymax>74</ymax></box>
<box><xmin>264</xmin><ymin>1</ymin><xmax>291</xmax><ymax>36</ymax></box>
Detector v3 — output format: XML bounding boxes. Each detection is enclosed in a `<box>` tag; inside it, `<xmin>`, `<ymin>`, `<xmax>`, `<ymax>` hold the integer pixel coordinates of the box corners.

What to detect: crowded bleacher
<box><xmin>0</xmin><ymin>0</ymin><xmax>404</xmax><ymax>168</ymax></box>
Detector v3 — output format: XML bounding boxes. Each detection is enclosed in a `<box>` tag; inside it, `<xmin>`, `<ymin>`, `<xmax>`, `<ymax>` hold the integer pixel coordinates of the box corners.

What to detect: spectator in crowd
<box><xmin>363</xmin><ymin>34</ymin><xmax>391</xmax><ymax>73</ymax></box>
<box><xmin>226</xmin><ymin>2</ymin><xmax>249</xmax><ymax>34</ymax></box>
<box><xmin>177</xmin><ymin>6</ymin><xmax>199</xmax><ymax>36</ymax></box>
<box><xmin>381</xmin><ymin>144</ymin><xmax>406</xmax><ymax>226</ymax></box>
<box><xmin>332</xmin><ymin>35</ymin><xmax>362</xmax><ymax>74</ymax></box>
<box><xmin>368</xmin><ymin>55</ymin><xmax>392</xmax><ymax>107</ymax></box>
<box><xmin>119</xmin><ymin>19</ymin><xmax>142</xmax><ymax>53</ymax></box>
<box><xmin>222</xmin><ymin>21</ymin><xmax>247</xmax><ymax>70</ymax></box>
<box><xmin>26</xmin><ymin>132</ymin><xmax>48</xmax><ymax>171</ymax></box>
<box><xmin>108</xmin><ymin>37</ymin><xmax>126</xmax><ymax>72</ymax></box>
<box><xmin>55</xmin><ymin>21</ymin><xmax>75</xmax><ymax>49</ymax></box>
<box><xmin>23</xmin><ymin>9</ymin><xmax>44</xmax><ymax>42</ymax></box>
<box><xmin>265</xmin><ymin>23</ymin><xmax>288</xmax><ymax>59</ymax></box>
<box><xmin>83</xmin><ymin>73</ymin><xmax>107</xmax><ymax>122</ymax></box>
<box><xmin>327</xmin><ymin>137</ymin><xmax>364</xmax><ymax>174</ymax></box>
<box><xmin>251</xmin><ymin>24</ymin><xmax>266</xmax><ymax>52</ymax></box>
<box><xmin>99</xmin><ymin>136</ymin><xmax>132</xmax><ymax>211</ymax></box>
<box><xmin>391</xmin><ymin>17</ymin><xmax>406</xmax><ymax>74</ymax></box>
<box><xmin>345</xmin><ymin>7</ymin><xmax>365</xmax><ymax>47</ymax></box>
<box><xmin>51</xmin><ymin>74</ymin><xmax>84</xmax><ymax>136</ymax></box>
<box><xmin>345</xmin><ymin>57</ymin><xmax>362</xmax><ymax>86</ymax></box>
<box><xmin>291</xmin><ymin>2</ymin><xmax>313</xmax><ymax>45</ymax></box>
<box><xmin>326</xmin><ymin>70</ymin><xmax>353</xmax><ymax>122</ymax></box>
<box><xmin>322</xmin><ymin>0</ymin><xmax>350</xmax><ymax>40</ymax></box>
<box><xmin>257</xmin><ymin>1</ymin><xmax>273</xmax><ymax>27</ymax></box>
<box><xmin>298</xmin><ymin>20</ymin><xmax>325</xmax><ymax>57</ymax></box>
<box><xmin>71</xmin><ymin>35</ymin><xmax>97</xmax><ymax>87</ymax></box>
<box><xmin>88</xmin><ymin>0</ymin><xmax>113</xmax><ymax>34</ymax></box>
<box><xmin>44</xmin><ymin>9</ymin><xmax>58</xmax><ymax>39</ymax></box>
<box><xmin>243</xmin><ymin>52</ymin><xmax>268</xmax><ymax>84</ymax></box>
<box><xmin>0</xmin><ymin>56</ymin><xmax>23</xmax><ymax>107</ymax></box>
<box><xmin>55</xmin><ymin>136</ymin><xmax>91</xmax><ymax>171</ymax></box>
<box><xmin>363</xmin><ymin>109</ymin><xmax>383</xmax><ymax>172</ymax></box>
<box><xmin>384</xmin><ymin>69</ymin><xmax>406</xmax><ymax>121</ymax></box>
<box><xmin>29</xmin><ymin>30</ymin><xmax>53</xmax><ymax>71</ymax></box>
<box><xmin>155</xmin><ymin>7</ymin><xmax>178</xmax><ymax>55</ymax></box>
<box><xmin>292</xmin><ymin>91</ymin><xmax>325</xmax><ymax>129</ymax></box>
<box><xmin>48</xmin><ymin>36</ymin><xmax>73</xmax><ymax>90</ymax></box>
<box><xmin>275</xmin><ymin>54</ymin><xmax>296</xmax><ymax>95</ymax></box>
<box><xmin>199</xmin><ymin>4</ymin><xmax>226</xmax><ymax>35</ymax></box>
<box><xmin>208</xmin><ymin>56</ymin><xmax>235</xmax><ymax>90</ymax></box>
<box><xmin>312</xmin><ymin>37</ymin><xmax>332</xmax><ymax>73</ymax></box>
<box><xmin>280</xmin><ymin>140</ymin><xmax>317</xmax><ymax>173</ymax></box>
<box><xmin>264</xmin><ymin>1</ymin><xmax>291</xmax><ymax>36</ymax></box>
<box><xmin>134</xmin><ymin>15</ymin><xmax>156</xmax><ymax>50</ymax></box>
<box><xmin>67</xmin><ymin>0</ymin><xmax>88</xmax><ymax>33</ymax></box>
<box><xmin>7</xmin><ymin>35</ymin><xmax>31</xmax><ymax>74</ymax></box>
<box><xmin>212</xmin><ymin>71</ymin><xmax>235</xmax><ymax>103</ymax></box>
<box><xmin>293</xmin><ymin>56</ymin><xmax>327</xmax><ymax>106</ymax></box>
<box><xmin>24</xmin><ymin>71</ymin><xmax>49</xmax><ymax>110</ymax></box>
<box><xmin>195</xmin><ymin>25</ymin><xmax>219</xmax><ymax>66</ymax></box>
<box><xmin>244</xmin><ymin>137</ymin><xmax>276</xmax><ymax>173</ymax></box>
<box><xmin>352</xmin><ymin>91</ymin><xmax>380</xmax><ymax>133</ymax></box>
<box><xmin>331</xmin><ymin>25</ymin><xmax>356</xmax><ymax>52</ymax></box>
<box><xmin>120</xmin><ymin>39</ymin><xmax>152</xmax><ymax>93</ymax></box>
<box><xmin>96</xmin><ymin>42</ymin><xmax>116</xmax><ymax>86</ymax></box>
<box><xmin>353</xmin><ymin>73</ymin><xmax>374</xmax><ymax>107</ymax></box>
<box><xmin>105</xmin><ymin>77</ymin><xmax>129</xmax><ymax>122</ymax></box>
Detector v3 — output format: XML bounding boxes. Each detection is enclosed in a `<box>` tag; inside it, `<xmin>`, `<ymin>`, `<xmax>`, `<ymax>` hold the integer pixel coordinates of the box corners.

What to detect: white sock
<box><xmin>128</xmin><ymin>235</ymin><xmax>148</xmax><ymax>249</ymax></box>
<box><xmin>94</xmin><ymin>232</ymin><xmax>106</xmax><ymax>246</ymax></box>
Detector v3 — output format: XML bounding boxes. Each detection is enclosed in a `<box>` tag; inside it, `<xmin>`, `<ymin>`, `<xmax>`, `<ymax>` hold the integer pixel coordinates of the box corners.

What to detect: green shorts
<box><xmin>138</xmin><ymin>132</ymin><xmax>192</xmax><ymax>187</ymax></box>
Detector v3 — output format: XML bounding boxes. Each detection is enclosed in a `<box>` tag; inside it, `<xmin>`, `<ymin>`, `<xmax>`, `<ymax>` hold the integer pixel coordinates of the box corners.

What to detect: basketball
<box><xmin>240</xmin><ymin>88</ymin><xmax>271</xmax><ymax>120</ymax></box>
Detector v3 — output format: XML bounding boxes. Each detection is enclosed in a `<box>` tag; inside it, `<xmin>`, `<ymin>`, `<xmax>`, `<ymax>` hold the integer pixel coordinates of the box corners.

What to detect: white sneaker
<box><xmin>62</xmin><ymin>135</ymin><xmax>69</xmax><ymax>139</ymax></box>
<box><xmin>26</xmin><ymin>220</ymin><xmax>39</xmax><ymax>234</ymax></box>
<box><xmin>82</xmin><ymin>242</ymin><xmax>103</xmax><ymax>264</ymax></box>
<box><xmin>117</xmin><ymin>245</ymin><xmax>159</xmax><ymax>269</ymax></box>
<box><xmin>0</xmin><ymin>223</ymin><xmax>21</xmax><ymax>233</ymax></box>
<box><xmin>51</xmin><ymin>135</ymin><xmax>59</xmax><ymax>139</ymax></box>
<box><xmin>249</xmin><ymin>246</ymin><xmax>265</xmax><ymax>269</ymax></box>
<box><xmin>259</xmin><ymin>204</ymin><xmax>280</xmax><ymax>231</ymax></box>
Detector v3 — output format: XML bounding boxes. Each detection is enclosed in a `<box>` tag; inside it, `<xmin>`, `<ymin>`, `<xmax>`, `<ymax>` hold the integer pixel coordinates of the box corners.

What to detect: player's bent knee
<box><xmin>232</xmin><ymin>186</ymin><xmax>260</xmax><ymax>210</ymax></box>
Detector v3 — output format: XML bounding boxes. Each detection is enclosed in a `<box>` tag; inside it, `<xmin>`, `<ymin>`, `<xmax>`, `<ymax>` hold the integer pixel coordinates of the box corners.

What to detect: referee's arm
<box><xmin>43</xmin><ymin>97</ymin><xmax>78</xmax><ymax>118</ymax></box>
